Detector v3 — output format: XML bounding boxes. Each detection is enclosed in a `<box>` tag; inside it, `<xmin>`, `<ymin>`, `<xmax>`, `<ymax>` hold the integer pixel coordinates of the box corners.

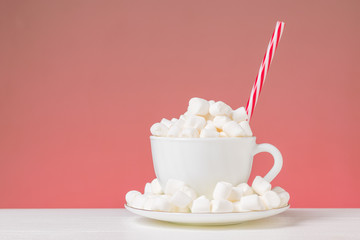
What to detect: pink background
<box><xmin>1</xmin><ymin>0</ymin><xmax>359</xmax><ymax>208</ymax></box>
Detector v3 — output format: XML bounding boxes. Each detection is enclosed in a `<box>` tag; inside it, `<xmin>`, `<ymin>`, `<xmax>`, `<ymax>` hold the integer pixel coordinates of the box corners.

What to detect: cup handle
<box><xmin>252</xmin><ymin>143</ymin><xmax>283</xmax><ymax>182</ymax></box>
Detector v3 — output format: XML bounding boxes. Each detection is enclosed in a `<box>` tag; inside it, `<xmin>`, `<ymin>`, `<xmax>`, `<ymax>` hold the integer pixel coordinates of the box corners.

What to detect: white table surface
<box><xmin>0</xmin><ymin>208</ymin><xmax>359</xmax><ymax>240</ymax></box>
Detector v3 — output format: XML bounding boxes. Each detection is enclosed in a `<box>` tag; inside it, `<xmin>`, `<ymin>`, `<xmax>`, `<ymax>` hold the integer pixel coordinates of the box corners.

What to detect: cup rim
<box><xmin>150</xmin><ymin>136</ymin><xmax>256</xmax><ymax>141</ymax></box>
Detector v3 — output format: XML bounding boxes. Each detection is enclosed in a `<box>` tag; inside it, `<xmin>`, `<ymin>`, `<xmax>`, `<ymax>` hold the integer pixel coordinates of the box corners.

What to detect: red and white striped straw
<box><xmin>246</xmin><ymin>21</ymin><xmax>285</xmax><ymax>121</ymax></box>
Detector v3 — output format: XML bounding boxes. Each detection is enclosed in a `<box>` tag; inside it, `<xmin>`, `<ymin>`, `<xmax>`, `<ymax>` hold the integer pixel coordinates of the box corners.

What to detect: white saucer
<box><xmin>125</xmin><ymin>204</ymin><xmax>290</xmax><ymax>225</ymax></box>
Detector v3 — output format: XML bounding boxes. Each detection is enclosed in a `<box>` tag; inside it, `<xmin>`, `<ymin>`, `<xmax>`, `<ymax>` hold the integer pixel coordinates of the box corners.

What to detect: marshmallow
<box><xmin>191</xmin><ymin>196</ymin><xmax>211</xmax><ymax>213</ymax></box>
<box><xmin>232</xmin><ymin>107</ymin><xmax>248</xmax><ymax>122</ymax></box>
<box><xmin>180</xmin><ymin>128</ymin><xmax>199</xmax><ymax>138</ymax></box>
<box><xmin>184</xmin><ymin>115</ymin><xmax>206</xmax><ymax>131</ymax></box>
<box><xmin>209</xmin><ymin>101</ymin><xmax>232</xmax><ymax>117</ymax></box>
<box><xmin>238</xmin><ymin>194</ymin><xmax>265</xmax><ymax>211</ymax></box>
<box><xmin>125</xmin><ymin>190</ymin><xmax>141</xmax><ymax>205</ymax></box>
<box><xmin>150</xmin><ymin>123</ymin><xmax>168</xmax><ymax>137</ymax></box>
<box><xmin>223</xmin><ymin>121</ymin><xmax>246</xmax><ymax>137</ymax></box>
<box><xmin>200</xmin><ymin>128</ymin><xmax>220</xmax><ymax>138</ymax></box>
<box><xmin>174</xmin><ymin>206</ymin><xmax>190</xmax><ymax>213</ymax></box>
<box><xmin>150</xmin><ymin>178</ymin><xmax>163</xmax><ymax>194</ymax></box>
<box><xmin>236</xmin><ymin>183</ymin><xmax>254</xmax><ymax>196</ymax></box>
<box><xmin>213</xmin><ymin>116</ymin><xmax>231</xmax><ymax>130</ymax></box>
<box><xmin>233</xmin><ymin>201</ymin><xmax>251</xmax><ymax>212</ymax></box>
<box><xmin>209</xmin><ymin>100</ymin><xmax>215</xmax><ymax>106</ymax></box>
<box><xmin>173</xmin><ymin>118</ymin><xmax>185</xmax><ymax>128</ymax></box>
<box><xmin>260</xmin><ymin>190</ymin><xmax>281</xmax><ymax>210</ymax></box>
<box><xmin>131</xmin><ymin>194</ymin><xmax>147</xmax><ymax>209</ymax></box>
<box><xmin>160</xmin><ymin>118</ymin><xmax>173</xmax><ymax>128</ymax></box>
<box><xmin>213</xmin><ymin>181</ymin><xmax>233</xmax><ymax>200</ymax></box>
<box><xmin>167</xmin><ymin>125</ymin><xmax>182</xmax><ymax>137</ymax></box>
<box><xmin>252</xmin><ymin>176</ymin><xmax>271</xmax><ymax>195</ymax></box>
<box><xmin>211</xmin><ymin>199</ymin><xmax>233</xmax><ymax>213</ymax></box>
<box><xmin>171</xmin><ymin>118</ymin><xmax>178</xmax><ymax>123</ymax></box>
<box><xmin>143</xmin><ymin>195</ymin><xmax>157</xmax><ymax>210</ymax></box>
<box><xmin>272</xmin><ymin>187</ymin><xmax>290</xmax><ymax>207</ymax></box>
<box><xmin>187</xmin><ymin>97</ymin><xmax>210</xmax><ymax>116</ymax></box>
<box><xmin>181</xmin><ymin>186</ymin><xmax>197</xmax><ymax>200</ymax></box>
<box><xmin>171</xmin><ymin>190</ymin><xmax>192</xmax><ymax>208</ymax></box>
<box><xmin>153</xmin><ymin>196</ymin><xmax>173</xmax><ymax>212</ymax></box>
<box><xmin>219</xmin><ymin>131</ymin><xmax>228</xmax><ymax>137</ymax></box>
<box><xmin>164</xmin><ymin>179</ymin><xmax>186</xmax><ymax>195</ymax></box>
<box><xmin>228</xmin><ymin>187</ymin><xmax>243</xmax><ymax>202</ymax></box>
<box><xmin>205</xmin><ymin>121</ymin><xmax>217</xmax><ymax>130</ymax></box>
<box><xmin>144</xmin><ymin>182</ymin><xmax>152</xmax><ymax>194</ymax></box>
<box><xmin>239</xmin><ymin>121</ymin><xmax>253</xmax><ymax>137</ymax></box>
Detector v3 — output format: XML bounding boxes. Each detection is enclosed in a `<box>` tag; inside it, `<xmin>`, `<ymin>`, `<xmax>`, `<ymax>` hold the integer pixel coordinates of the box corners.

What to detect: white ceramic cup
<box><xmin>150</xmin><ymin>136</ymin><xmax>283</xmax><ymax>198</ymax></box>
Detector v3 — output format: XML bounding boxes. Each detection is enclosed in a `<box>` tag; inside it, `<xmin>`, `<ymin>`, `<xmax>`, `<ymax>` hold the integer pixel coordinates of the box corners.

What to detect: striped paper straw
<box><xmin>246</xmin><ymin>21</ymin><xmax>285</xmax><ymax>120</ymax></box>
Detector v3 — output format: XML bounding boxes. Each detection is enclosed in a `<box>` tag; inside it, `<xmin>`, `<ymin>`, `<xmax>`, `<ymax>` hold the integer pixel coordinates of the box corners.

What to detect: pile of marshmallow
<box><xmin>126</xmin><ymin>176</ymin><xmax>290</xmax><ymax>213</ymax></box>
<box><xmin>150</xmin><ymin>98</ymin><xmax>252</xmax><ymax>138</ymax></box>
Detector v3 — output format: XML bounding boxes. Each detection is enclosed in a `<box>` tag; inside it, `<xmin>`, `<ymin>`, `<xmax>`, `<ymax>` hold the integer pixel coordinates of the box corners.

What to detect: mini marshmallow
<box><xmin>171</xmin><ymin>118</ymin><xmax>178</xmax><ymax>123</ymax></box>
<box><xmin>184</xmin><ymin>115</ymin><xmax>206</xmax><ymax>131</ymax></box>
<box><xmin>200</xmin><ymin>128</ymin><xmax>220</xmax><ymax>138</ymax></box>
<box><xmin>125</xmin><ymin>190</ymin><xmax>141</xmax><ymax>205</ymax></box>
<box><xmin>223</xmin><ymin>121</ymin><xmax>246</xmax><ymax>137</ymax></box>
<box><xmin>181</xmin><ymin>186</ymin><xmax>197</xmax><ymax>200</ymax></box>
<box><xmin>144</xmin><ymin>182</ymin><xmax>152</xmax><ymax>194</ymax></box>
<box><xmin>160</xmin><ymin>118</ymin><xmax>173</xmax><ymax>128</ymax></box>
<box><xmin>187</xmin><ymin>97</ymin><xmax>210</xmax><ymax>116</ymax></box>
<box><xmin>167</xmin><ymin>125</ymin><xmax>182</xmax><ymax>137</ymax></box>
<box><xmin>213</xmin><ymin>116</ymin><xmax>231</xmax><ymax>130</ymax></box>
<box><xmin>209</xmin><ymin>100</ymin><xmax>215</xmax><ymax>106</ymax></box>
<box><xmin>143</xmin><ymin>195</ymin><xmax>157</xmax><ymax>210</ymax></box>
<box><xmin>153</xmin><ymin>196</ymin><xmax>173</xmax><ymax>212</ymax></box>
<box><xmin>238</xmin><ymin>194</ymin><xmax>265</xmax><ymax>211</ymax></box>
<box><xmin>174</xmin><ymin>206</ymin><xmax>190</xmax><ymax>213</ymax></box>
<box><xmin>150</xmin><ymin>178</ymin><xmax>163</xmax><ymax>194</ymax></box>
<box><xmin>272</xmin><ymin>187</ymin><xmax>290</xmax><ymax>207</ymax></box>
<box><xmin>180</xmin><ymin>128</ymin><xmax>200</xmax><ymax>138</ymax></box>
<box><xmin>239</xmin><ymin>121</ymin><xmax>253</xmax><ymax>137</ymax></box>
<box><xmin>233</xmin><ymin>201</ymin><xmax>251</xmax><ymax>212</ymax></box>
<box><xmin>219</xmin><ymin>131</ymin><xmax>228</xmax><ymax>137</ymax></box>
<box><xmin>236</xmin><ymin>183</ymin><xmax>254</xmax><ymax>196</ymax></box>
<box><xmin>173</xmin><ymin>118</ymin><xmax>185</xmax><ymax>128</ymax></box>
<box><xmin>150</xmin><ymin>123</ymin><xmax>168</xmax><ymax>137</ymax></box>
<box><xmin>209</xmin><ymin>101</ymin><xmax>232</xmax><ymax>117</ymax></box>
<box><xmin>171</xmin><ymin>190</ymin><xmax>192</xmax><ymax>208</ymax></box>
<box><xmin>260</xmin><ymin>190</ymin><xmax>281</xmax><ymax>210</ymax></box>
<box><xmin>213</xmin><ymin>181</ymin><xmax>233</xmax><ymax>200</ymax></box>
<box><xmin>252</xmin><ymin>176</ymin><xmax>271</xmax><ymax>195</ymax></box>
<box><xmin>164</xmin><ymin>179</ymin><xmax>186</xmax><ymax>195</ymax></box>
<box><xmin>228</xmin><ymin>187</ymin><xmax>243</xmax><ymax>202</ymax></box>
<box><xmin>205</xmin><ymin>121</ymin><xmax>217</xmax><ymax>130</ymax></box>
<box><xmin>191</xmin><ymin>196</ymin><xmax>211</xmax><ymax>213</ymax></box>
<box><xmin>232</xmin><ymin>107</ymin><xmax>248</xmax><ymax>122</ymax></box>
<box><xmin>131</xmin><ymin>195</ymin><xmax>147</xmax><ymax>209</ymax></box>
<box><xmin>211</xmin><ymin>199</ymin><xmax>233</xmax><ymax>213</ymax></box>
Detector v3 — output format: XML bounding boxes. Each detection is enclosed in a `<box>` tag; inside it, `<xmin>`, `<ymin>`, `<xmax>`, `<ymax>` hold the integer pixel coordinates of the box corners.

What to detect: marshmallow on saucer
<box><xmin>213</xmin><ymin>181</ymin><xmax>233</xmax><ymax>200</ymax></box>
<box><xmin>191</xmin><ymin>196</ymin><xmax>211</xmax><ymax>213</ymax></box>
<box><xmin>164</xmin><ymin>179</ymin><xmax>186</xmax><ymax>195</ymax></box>
<box><xmin>238</xmin><ymin>194</ymin><xmax>265</xmax><ymax>211</ymax></box>
<box><xmin>236</xmin><ymin>183</ymin><xmax>254</xmax><ymax>196</ymax></box>
<box><xmin>171</xmin><ymin>190</ymin><xmax>192</xmax><ymax>208</ymax></box>
<box><xmin>131</xmin><ymin>195</ymin><xmax>147</xmax><ymax>209</ymax></box>
<box><xmin>211</xmin><ymin>199</ymin><xmax>233</xmax><ymax>213</ymax></box>
<box><xmin>180</xmin><ymin>128</ymin><xmax>200</xmax><ymax>138</ymax></box>
<box><xmin>125</xmin><ymin>190</ymin><xmax>141</xmax><ymax>205</ymax></box>
<box><xmin>181</xmin><ymin>186</ymin><xmax>197</xmax><ymax>200</ymax></box>
<box><xmin>260</xmin><ymin>190</ymin><xmax>281</xmax><ymax>210</ymax></box>
<box><xmin>252</xmin><ymin>176</ymin><xmax>271</xmax><ymax>195</ymax></box>
<box><xmin>233</xmin><ymin>201</ymin><xmax>250</xmax><ymax>212</ymax></box>
<box><xmin>151</xmin><ymin>179</ymin><xmax>163</xmax><ymax>194</ymax></box>
<box><xmin>223</xmin><ymin>121</ymin><xmax>246</xmax><ymax>137</ymax></box>
<box><xmin>200</xmin><ymin>128</ymin><xmax>220</xmax><ymax>138</ymax></box>
<box><xmin>143</xmin><ymin>195</ymin><xmax>157</xmax><ymax>210</ymax></box>
<box><xmin>209</xmin><ymin>101</ymin><xmax>232</xmax><ymax>117</ymax></box>
<box><xmin>232</xmin><ymin>107</ymin><xmax>248</xmax><ymax>122</ymax></box>
<box><xmin>187</xmin><ymin>97</ymin><xmax>210</xmax><ymax>116</ymax></box>
<box><xmin>228</xmin><ymin>187</ymin><xmax>243</xmax><ymax>202</ymax></box>
<box><xmin>153</xmin><ymin>196</ymin><xmax>173</xmax><ymax>212</ymax></box>
<box><xmin>144</xmin><ymin>183</ymin><xmax>152</xmax><ymax>194</ymax></box>
<box><xmin>150</xmin><ymin>123</ymin><xmax>168</xmax><ymax>137</ymax></box>
<box><xmin>272</xmin><ymin>187</ymin><xmax>290</xmax><ymax>207</ymax></box>
<box><xmin>213</xmin><ymin>116</ymin><xmax>231</xmax><ymax>130</ymax></box>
